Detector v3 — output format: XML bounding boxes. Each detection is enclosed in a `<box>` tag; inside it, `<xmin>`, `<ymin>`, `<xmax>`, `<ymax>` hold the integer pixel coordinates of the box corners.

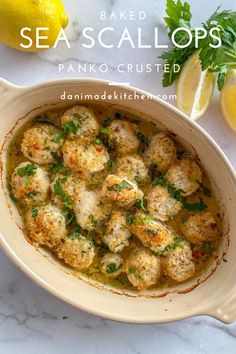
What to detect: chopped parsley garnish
<box><xmin>196</xmin><ymin>180</ymin><xmax>212</xmax><ymax>197</ymax></box>
<box><xmin>70</xmin><ymin>226</ymin><xmax>84</xmax><ymax>240</ymax></box>
<box><xmin>94</xmin><ymin>137</ymin><xmax>105</xmax><ymax>145</ymax></box>
<box><xmin>54</xmin><ymin>177</ymin><xmax>73</xmax><ymax>209</ymax></box>
<box><xmin>106</xmin><ymin>263</ymin><xmax>121</xmax><ymax>274</ymax></box>
<box><xmin>16</xmin><ymin>164</ymin><xmax>37</xmax><ymax>177</ymax></box>
<box><xmin>153</xmin><ymin>236</ymin><xmax>184</xmax><ymax>257</ymax></box>
<box><xmin>128</xmin><ymin>265</ymin><xmax>143</xmax><ymax>280</ymax></box>
<box><xmin>31</xmin><ymin>208</ymin><xmax>38</xmax><ymax>219</ymax></box>
<box><xmin>126</xmin><ymin>213</ymin><xmax>135</xmax><ymax>224</ymax></box>
<box><xmin>136</xmin><ymin>132</ymin><xmax>149</xmax><ymax>146</ymax></box>
<box><xmin>50</xmin><ymin>161</ymin><xmax>64</xmax><ymax>174</ymax></box>
<box><xmin>193</xmin><ymin>242</ymin><xmax>212</xmax><ymax>255</ymax></box>
<box><xmin>50</xmin><ymin>151</ymin><xmax>60</xmax><ymax>161</ymax></box>
<box><xmin>135</xmin><ymin>197</ymin><xmax>147</xmax><ymax>213</ymax></box>
<box><xmin>107</xmin><ymin>180</ymin><xmax>133</xmax><ymax>192</ymax></box>
<box><xmin>52</xmin><ymin>132</ymin><xmax>65</xmax><ymax>143</ymax></box>
<box><xmin>100</xmin><ymin>127</ymin><xmax>113</xmax><ymax>135</ymax></box>
<box><xmin>152</xmin><ymin>175</ymin><xmax>166</xmax><ymax>186</ymax></box>
<box><xmin>61</xmin><ymin>210</ymin><xmax>76</xmax><ymax>225</ymax></box>
<box><xmin>168</xmin><ymin>184</ymin><xmax>184</xmax><ymax>201</ymax></box>
<box><xmin>103</xmin><ymin>116</ymin><xmax>113</xmax><ymax>127</ymax></box>
<box><xmin>64</xmin><ymin>120</ymin><xmax>80</xmax><ymax>134</ymax></box>
<box><xmin>182</xmin><ymin>197</ymin><xmax>207</xmax><ymax>211</ymax></box>
<box><xmin>73</xmin><ymin>113</ymin><xmax>88</xmax><ymax>122</ymax></box>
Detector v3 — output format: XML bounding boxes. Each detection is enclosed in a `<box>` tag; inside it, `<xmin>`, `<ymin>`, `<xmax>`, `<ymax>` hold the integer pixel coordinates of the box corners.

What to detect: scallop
<box><xmin>25</xmin><ymin>204</ymin><xmax>66</xmax><ymax>247</ymax></box>
<box><xmin>125</xmin><ymin>247</ymin><xmax>161</xmax><ymax>290</ymax></box>
<box><xmin>180</xmin><ymin>211</ymin><xmax>218</xmax><ymax>244</ymax></box>
<box><xmin>146</xmin><ymin>185</ymin><xmax>182</xmax><ymax>221</ymax></box>
<box><xmin>106</xmin><ymin>120</ymin><xmax>140</xmax><ymax>154</ymax></box>
<box><xmin>100</xmin><ymin>252</ymin><xmax>124</xmax><ymax>278</ymax></box>
<box><xmin>129</xmin><ymin>211</ymin><xmax>175</xmax><ymax>256</ymax></box>
<box><xmin>165</xmin><ymin>157</ymin><xmax>203</xmax><ymax>196</ymax></box>
<box><xmin>103</xmin><ymin>211</ymin><xmax>131</xmax><ymax>253</ymax></box>
<box><xmin>161</xmin><ymin>241</ymin><xmax>195</xmax><ymax>282</ymax></box>
<box><xmin>145</xmin><ymin>132</ymin><xmax>176</xmax><ymax>172</ymax></box>
<box><xmin>116</xmin><ymin>154</ymin><xmax>149</xmax><ymax>184</ymax></box>
<box><xmin>102</xmin><ymin>174</ymin><xmax>144</xmax><ymax>208</ymax></box>
<box><xmin>73</xmin><ymin>189</ymin><xmax>110</xmax><ymax>230</ymax></box>
<box><xmin>61</xmin><ymin>105</ymin><xmax>100</xmax><ymax>141</ymax></box>
<box><xmin>62</xmin><ymin>140</ymin><xmax>110</xmax><ymax>176</ymax></box>
<box><xmin>11</xmin><ymin>162</ymin><xmax>49</xmax><ymax>205</ymax></box>
<box><xmin>57</xmin><ymin>235</ymin><xmax>95</xmax><ymax>270</ymax></box>
<box><xmin>21</xmin><ymin>124</ymin><xmax>63</xmax><ymax>164</ymax></box>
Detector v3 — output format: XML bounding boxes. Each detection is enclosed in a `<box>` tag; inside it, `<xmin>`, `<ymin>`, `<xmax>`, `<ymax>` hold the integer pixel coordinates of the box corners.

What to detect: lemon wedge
<box><xmin>176</xmin><ymin>52</ymin><xmax>215</xmax><ymax>120</ymax></box>
<box><xmin>220</xmin><ymin>69</ymin><xmax>236</xmax><ymax>132</ymax></box>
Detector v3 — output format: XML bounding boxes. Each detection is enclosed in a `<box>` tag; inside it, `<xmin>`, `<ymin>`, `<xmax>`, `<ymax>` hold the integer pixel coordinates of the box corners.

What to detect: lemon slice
<box><xmin>176</xmin><ymin>52</ymin><xmax>215</xmax><ymax>120</ymax></box>
<box><xmin>220</xmin><ymin>69</ymin><xmax>236</xmax><ymax>132</ymax></box>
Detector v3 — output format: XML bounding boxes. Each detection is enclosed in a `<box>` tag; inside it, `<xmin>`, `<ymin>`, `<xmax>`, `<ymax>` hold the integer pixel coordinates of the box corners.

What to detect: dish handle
<box><xmin>209</xmin><ymin>292</ymin><xmax>236</xmax><ymax>324</ymax></box>
<box><xmin>0</xmin><ymin>78</ymin><xmax>21</xmax><ymax>98</ymax></box>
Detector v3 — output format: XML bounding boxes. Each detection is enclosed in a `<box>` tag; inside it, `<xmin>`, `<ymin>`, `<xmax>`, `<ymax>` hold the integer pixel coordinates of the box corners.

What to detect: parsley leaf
<box><xmin>16</xmin><ymin>164</ymin><xmax>37</xmax><ymax>177</ymax></box>
<box><xmin>106</xmin><ymin>263</ymin><xmax>121</xmax><ymax>274</ymax></box>
<box><xmin>100</xmin><ymin>127</ymin><xmax>113</xmax><ymax>135</ymax></box>
<box><xmin>128</xmin><ymin>265</ymin><xmax>143</xmax><ymax>280</ymax></box>
<box><xmin>136</xmin><ymin>132</ymin><xmax>149</xmax><ymax>146</ymax></box>
<box><xmin>160</xmin><ymin>0</ymin><xmax>236</xmax><ymax>90</ymax></box>
<box><xmin>31</xmin><ymin>208</ymin><xmax>38</xmax><ymax>219</ymax></box>
<box><xmin>135</xmin><ymin>197</ymin><xmax>147</xmax><ymax>213</ymax></box>
<box><xmin>50</xmin><ymin>161</ymin><xmax>64</xmax><ymax>174</ymax></box>
<box><xmin>182</xmin><ymin>197</ymin><xmax>207</xmax><ymax>211</ymax></box>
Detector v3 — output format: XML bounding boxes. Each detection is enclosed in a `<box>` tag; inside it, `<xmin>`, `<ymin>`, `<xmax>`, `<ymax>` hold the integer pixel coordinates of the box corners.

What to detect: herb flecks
<box><xmin>107</xmin><ymin>180</ymin><xmax>133</xmax><ymax>192</ymax></box>
<box><xmin>106</xmin><ymin>263</ymin><xmax>121</xmax><ymax>274</ymax></box>
<box><xmin>128</xmin><ymin>265</ymin><xmax>143</xmax><ymax>280</ymax></box>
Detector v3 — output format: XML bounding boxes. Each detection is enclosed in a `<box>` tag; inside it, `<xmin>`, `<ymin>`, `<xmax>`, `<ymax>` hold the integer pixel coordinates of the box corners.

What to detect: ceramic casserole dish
<box><xmin>0</xmin><ymin>77</ymin><xmax>236</xmax><ymax>324</ymax></box>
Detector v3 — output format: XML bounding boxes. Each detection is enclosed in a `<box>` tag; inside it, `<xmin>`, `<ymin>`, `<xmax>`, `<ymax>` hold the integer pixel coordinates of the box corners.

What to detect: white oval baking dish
<box><xmin>0</xmin><ymin>77</ymin><xmax>235</xmax><ymax>324</ymax></box>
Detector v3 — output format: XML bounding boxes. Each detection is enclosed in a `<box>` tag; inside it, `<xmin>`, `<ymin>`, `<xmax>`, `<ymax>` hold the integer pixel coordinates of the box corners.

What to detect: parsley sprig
<box><xmin>160</xmin><ymin>0</ymin><xmax>236</xmax><ymax>90</ymax></box>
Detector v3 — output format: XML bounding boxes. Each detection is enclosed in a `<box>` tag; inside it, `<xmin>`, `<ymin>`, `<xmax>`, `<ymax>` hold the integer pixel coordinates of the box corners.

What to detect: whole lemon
<box><xmin>0</xmin><ymin>0</ymin><xmax>68</xmax><ymax>52</ymax></box>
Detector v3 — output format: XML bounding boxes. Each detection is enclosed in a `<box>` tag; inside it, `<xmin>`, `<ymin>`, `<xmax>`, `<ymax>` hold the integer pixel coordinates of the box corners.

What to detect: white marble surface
<box><xmin>0</xmin><ymin>0</ymin><xmax>236</xmax><ymax>353</ymax></box>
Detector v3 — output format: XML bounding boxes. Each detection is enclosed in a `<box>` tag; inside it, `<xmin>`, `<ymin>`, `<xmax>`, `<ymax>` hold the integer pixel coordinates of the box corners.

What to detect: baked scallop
<box><xmin>61</xmin><ymin>105</ymin><xmax>100</xmax><ymax>141</ymax></box>
<box><xmin>146</xmin><ymin>185</ymin><xmax>182</xmax><ymax>221</ymax></box>
<box><xmin>57</xmin><ymin>235</ymin><xmax>95</xmax><ymax>270</ymax></box>
<box><xmin>73</xmin><ymin>189</ymin><xmax>110</xmax><ymax>230</ymax></box>
<box><xmin>116</xmin><ymin>154</ymin><xmax>149</xmax><ymax>184</ymax></box>
<box><xmin>25</xmin><ymin>204</ymin><xmax>66</xmax><ymax>247</ymax></box>
<box><xmin>102</xmin><ymin>174</ymin><xmax>144</xmax><ymax>208</ymax></box>
<box><xmin>100</xmin><ymin>252</ymin><xmax>124</xmax><ymax>278</ymax></box>
<box><xmin>21</xmin><ymin>124</ymin><xmax>63</xmax><ymax>164</ymax></box>
<box><xmin>145</xmin><ymin>132</ymin><xmax>176</xmax><ymax>172</ymax></box>
<box><xmin>103</xmin><ymin>211</ymin><xmax>131</xmax><ymax>253</ymax></box>
<box><xmin>11</xmin><ymin>162</ymin><xmax>49</xmax><ymax>205</ymax></box>
<box><xmin>162</xmin><ymin>241</ymin><xmax>195</xmax><ymax>282</ymax></box>
<box><xmin>106</xmin><ymin>120</ymin><xmax>140</xmax><ymax>154</ymax></box>
<box><xmin>129</xmin><ymin>211</ymin><xmax>175</xmax><ymax>256</ymax></box>
<box><xmin>62</xmin><ymin>140</ymin><xmax>110</xmax><ymax>176</ymax></box>
<box><xmin>180</xmin><ymin>211</ymin><xmax>218</xmax><ymax>244</ymax></box>
<box><xmin>165</xmin><ymin>157</ymin><xmax>203</xmax><ymax>196</ymax></box>
<box><xmin>125</xmin><ymin>247</ymin><xmax>161</xmax><ymax>290</ymax></box>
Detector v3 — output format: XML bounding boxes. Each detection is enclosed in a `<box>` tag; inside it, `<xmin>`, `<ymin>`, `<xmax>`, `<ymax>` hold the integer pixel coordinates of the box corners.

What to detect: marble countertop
<box><xmin>0</xmin><ymin>0</ymin><xmax>235</xmax><ymax>353</ymax></box>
